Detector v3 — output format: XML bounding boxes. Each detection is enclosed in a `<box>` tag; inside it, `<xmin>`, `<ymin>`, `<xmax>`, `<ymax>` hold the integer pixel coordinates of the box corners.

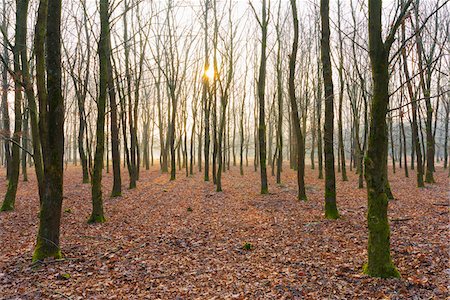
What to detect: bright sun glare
<box><xmin>204</xmin><ymin>67</ymin><xmax>214</xmax><ymax>80</ymax></box>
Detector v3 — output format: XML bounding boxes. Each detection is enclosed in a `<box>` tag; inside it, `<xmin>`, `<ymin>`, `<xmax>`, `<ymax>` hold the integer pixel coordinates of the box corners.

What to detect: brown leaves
<box><xmin>0</xmin><ymin>166</ymin><xmax>448</xmax><ymax>298</ymax></box>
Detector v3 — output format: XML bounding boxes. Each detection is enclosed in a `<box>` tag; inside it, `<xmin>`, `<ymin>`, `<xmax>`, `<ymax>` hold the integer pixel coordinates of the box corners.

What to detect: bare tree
<box><xmin>320</xmin><ymin>0</ymin><xmax>339</xmax><ymax>219</ymax></box>
<box><xmin>251</xmin><ymin>0</ymin><xmax>270</xmax><ymax>194</ymax></box>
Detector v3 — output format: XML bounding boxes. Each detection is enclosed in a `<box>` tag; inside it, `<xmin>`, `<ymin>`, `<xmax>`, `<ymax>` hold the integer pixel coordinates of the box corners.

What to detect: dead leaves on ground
<box><xmin>0</xmin><ymin>165</ymin><xmax>448</xmax><ymax>299</ymax></box>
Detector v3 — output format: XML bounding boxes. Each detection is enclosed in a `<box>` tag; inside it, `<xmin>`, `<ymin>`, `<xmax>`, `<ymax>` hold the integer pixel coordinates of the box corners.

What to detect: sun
<box><xmin>204</xmin><ymin>67</ymin><xmax>214</xmax><ymax>80</ymax></box>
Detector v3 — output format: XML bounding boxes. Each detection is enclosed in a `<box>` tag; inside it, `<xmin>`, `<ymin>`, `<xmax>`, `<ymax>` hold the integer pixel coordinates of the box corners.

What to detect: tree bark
<box><xmin>1</xmin><ymin>0</ymin><xmax>11</xmax><ymax>180</ymax></box>
<box><xmin>33</xmin><ymin>0</ymin><xmax>65</xmax><ymax>261</ymax></box>
<box><xmin>1</xmin><ymin>0</ymin><xmax>26</xmax><ymax>211</ymax></box>
<box><xmin>337</xmin><ymin>0</ymin><xmax>347</xmax><ymax>181</ymax></box>
<box><xmin>320</xmin><ymin>0</ymin><xmax>339</xmax><ymax>219</ymax></box>
<box><xmin>363</xmin><ymin>0</ymin><xmax>410</xmax><ymax>278</ymax></box>
<box><xmin>288</xmin><ymin>0</ymin><xmax>306</xmax><ymax>201</ymax></box>
<box><xmin>255</xmin><ymin>0</ymin><xmax>269</xmax><ymax>194</ymax></box>
<box><xmin>401</xmin><ymin>21</ymin><xmax>424</xmax><ymax>187</ymax></box>
<box><xmin>88</xmin><ymin>0</ymin><xmax>109</xmax><ymax>223</ymax></box>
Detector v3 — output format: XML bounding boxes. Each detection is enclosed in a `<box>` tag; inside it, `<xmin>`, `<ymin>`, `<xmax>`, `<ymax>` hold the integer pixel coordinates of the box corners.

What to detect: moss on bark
<box><xmin>88</xmin><ymin>214</ymin><xmax>106</xmax><ymax>224</ymax></box>
<box><xmin>363</xmin><ymin>188</ymin><xmax>399</xmax><ymax>278</ymax></box>
<box><xmin>32</xmin><ymin>240</ymin><xmax>62</xmax><ymax>263</ymax></box>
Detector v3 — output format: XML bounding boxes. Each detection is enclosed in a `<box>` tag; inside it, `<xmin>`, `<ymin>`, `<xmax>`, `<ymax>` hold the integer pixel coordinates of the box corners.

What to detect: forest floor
<box><xmin>0</xmin><ymin>163</ymin><xmax>448</xmax><ymax>299</ymax></box>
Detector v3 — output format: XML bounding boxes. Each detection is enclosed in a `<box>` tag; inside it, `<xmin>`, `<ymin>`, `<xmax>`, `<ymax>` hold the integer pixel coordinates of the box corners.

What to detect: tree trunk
<box><xmin>400</xmin><ymin>108</ymin><xmax>409</xmax><ymax>177</ymax></box>
<box><xmin>276</xmin><ymin>52</ymin><xmax>283</xmax><ymax>184</ymax></box>
<box><xmin>337</xmin><ymin>0</ymin><xmax>347</xmax><ymax>181</ymax></box>
<box><xmin>1</xmin><ymin>0</ymin><xmax>11</xmax><ymax>180</ymax></box>
<box><xmin>33</xmin><ymin>0</ymin><xmax>65</xmax><ymax>261</ymax></box>
<box><xmin>21</xmin><ymin>101</ymin><xmax>28</xmax><ymax>181</ymax></box>
<box><xmin>106</xmin><ymin>5</ymin><xmax>121</xmax><ymax>197</ymax></box>
<box><xmin>288</xmin><ymin>0</ymin><xmax>306</xmax><ymax>201</ymax></box>
<box><xmin>444</xmin><ymin>99</ymin><xmax>449</xmax><ymax>169</ymax></box>
<box><xmin>256</xmin><ymin>0</ymin><xmax>269</xmax><ymax>194</ymax></box>
<box><xmin>1</xmin><ymin>0</ymin><xmax>26</xmax><ymax>211</ymax></box>
<box><xmin>389</xmin><ymin>112</ymin><xmax>396</xmax><ymax>173</ymax></box>
<box><xmin>401</xmin><ymin>21</ymin><xmax>424</xmax><ymax>187</ymax></box>
<box><xmin>89</xmin><ymin>0</ymin><xmax>110</xmax><ymax>223</ymax></box>
<box><xmin>363</xmin><ymin>0</ymin><xmax>409</xmax><ymax>278</ymax></box>
<box><xmin>320</xmin><ymin>0</ymin><xmax>339</xmax><ymax>219</ymax></box>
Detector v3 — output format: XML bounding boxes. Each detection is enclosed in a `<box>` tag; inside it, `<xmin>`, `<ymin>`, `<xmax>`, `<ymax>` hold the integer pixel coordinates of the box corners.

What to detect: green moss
<box><xmin>385</xmin><ymin>182</ymin><xmax>394</xmax><ymax>200</ymax></box>
<box><xmin>58</xmin><ymin>273</ymin><xmax>71</xmax><ymax>280</ymax></box>
<box><xmin>325</xmin><ymin>207</ymin><xmax>340</xmax><ymax>220</ymax></box>
<box><xmin>32</xmin><ymin>242</ymin><xmax>62</xmax><ymax>263</ymax></box>
<box><xmin>425</xmin><ymin>174</ymin><xmax>435</xmax><ymax>184</ymax></box>
<box><xmin>1</xmin><ymin>182</ymin><xmax>17</xmax><ymax>211</ymax></box>
<box><xmin>64</xmin><ymin>208</ymin><xmax>72</xmax><ymax>213</ymax></box>
<box><xmin>242</xmin><ymin>242</ymin><xmax>253</xmax><ymax>251</ymax></box>
<box><xmin>261</xmin><ymin>187</ymin><xmax>269</xmax><ymax>195</ymax></box>
<box><xmin>298</xmin><ymin>194</ymin><xmax>307</xmax><ymax>201</ymax></box>
<box><xmin>0</xmin><ymin>202</ymin><xmax>14</xmax><ymax>212</ymax></box>
<box><xmin>187</xmin><ymin>207</ymin><xmax>193</xmax><ymax>212</ymax></box>
<box><xmin>324</xmin><ymin>189</ymin><xmax>339</xmax><ymax>220</ymax></box>
<box><xmin>365</xmin><ymin>189</ymin><xmax>399</xmax><ymax>278</ymax></box>
<box><xmin>110</xmin><ymin>190</ymin><xmax>122</xmax><ymax>198</ymax></box>
<box><xmin>88</xmin><ymin>214</ymin><xmax>106</xmax><ymax>224</ymax></box>
<box><xmin>363</xmin><ymin>262</ymin><xmax>400</xmax><ymax>278</ymax></box>
<box><xmin>325</xmin><ymin>189</ymin><xmax>336</xmax><ymax>199</ymax></box>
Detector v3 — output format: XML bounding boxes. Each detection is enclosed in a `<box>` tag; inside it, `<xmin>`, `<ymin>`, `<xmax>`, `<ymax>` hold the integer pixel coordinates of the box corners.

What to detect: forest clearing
<box><xmin>1</xmin><ymin>165</ymin><xmax>448</xmax><ymax>299</ymax></box>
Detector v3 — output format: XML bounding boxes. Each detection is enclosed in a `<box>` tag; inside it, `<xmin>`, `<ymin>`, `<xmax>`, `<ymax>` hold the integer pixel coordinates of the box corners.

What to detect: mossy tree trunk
<box><xmin>88</xmin><ymin>0</ymin><xmax>109</xmax><ymax>224</ymax></box>
<box><xmin>288</xmin><ymin>0</ymin><xmax>306</xmax><ymax>201</ymax></box>
<box><xmin>33</xmin><ymin>0</ymin><xmax>65</xmax><ymax>261</ymax></box>
<box><xmin>320</xmin><ymin>0</ymin><xmax>339</xmax><ymax>219</ymax></box>
<box><xmin>364</xmin><ymin>0</ymin><xmax>412</xmax><ymax>278</ymax></box>
<box><xmin>13</xmin><ymin>0</ymin><xmax>45</xmax><ymax>199</ymax></box>
<box><xmin>365</xmin><ymin>0</ymin><xmax>396</xmax><ymax>277</ymax></box>
<box><xmin>1</xmin><ymin>0</ymin><xmax>26</xmax><ymax>212</ymax></box>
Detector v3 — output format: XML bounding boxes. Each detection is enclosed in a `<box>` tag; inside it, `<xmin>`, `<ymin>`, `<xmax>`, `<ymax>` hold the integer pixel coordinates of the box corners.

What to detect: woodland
<box><xmin>0</xmin><ymin>0</ymin><xmax>449</xmax><ymax>298</ymax></box>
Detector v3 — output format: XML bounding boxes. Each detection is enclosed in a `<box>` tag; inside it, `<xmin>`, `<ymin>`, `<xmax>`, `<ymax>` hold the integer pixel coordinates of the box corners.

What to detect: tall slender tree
<box><xmin>401</xmin><ymin>19</ymin><xmax>424</xmax><ymax>187</ymax></box>
<box><xmin>251</xmin><ymin>0</ymin><xmax>269</xmax><ymax>194</ymax></box>
<box><xmin>33</xmin><ymin>0</ymin><xmax>65</xmax><ymax>261</ymax></box>
<box><xmin>202</xmin><ymin>0</ymin><xmax>211</xmax><ymax>182</ymax></box>
<box><xmin>0</xmin><ymin>0</ymin><xmax>26</xmax><ymax>211</ymax></box>
<box><xmin>320</xmin><ymin>0</ymin><xmax>339</xmax><ymax>219</ymax></box>
<box><xmin>364</xmin><ymin>0</ymin><xmax>412</xmax><ymax>278</ymax></box>
<box><xmin>88</xmin><ymin>0</ymin><xmax>111</xmax><ymax>223</ymax></box>
<box><xmin>289</xmin><ymin>0</ymin><xmax>306</xmax><ymax>201</ymax></box>
<box><xmin>1</xmin><ymin>0</ymin><xmax>11</xmax><ymax>180</ymax></box>
<box><xmin>336</xmin><ymin>0</ymin><xmax>348</xmax><ymax>182</ymax></box>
